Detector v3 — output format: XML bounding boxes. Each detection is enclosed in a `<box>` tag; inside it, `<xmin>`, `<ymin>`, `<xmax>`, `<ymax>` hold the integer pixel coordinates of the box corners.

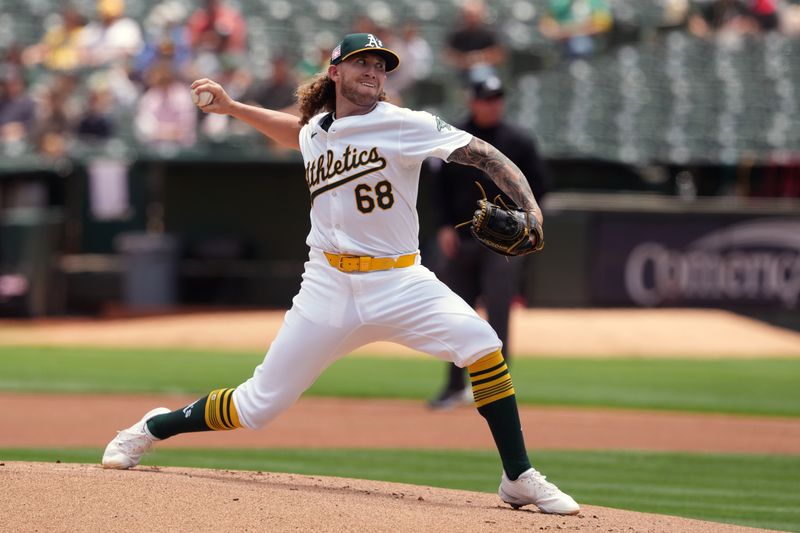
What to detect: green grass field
<box><xmin>2</xmin><ymin>345</ymin><xmax>799</xmax><ymax>531</ymax></box>
<box><xmin>1</xmin><ymin>346</ymin><xmax>799</xmax><ymax>415</ymax></box>
<box><xmin>3</xmin><ymin>448</ymin><xmax>799</xmax><ymax>532</ymax></box>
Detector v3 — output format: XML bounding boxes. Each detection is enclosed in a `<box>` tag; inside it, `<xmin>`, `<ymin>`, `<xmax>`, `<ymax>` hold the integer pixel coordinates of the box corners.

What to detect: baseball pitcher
<box><xmin>101</xmin><ymin>33</ymin><xmax>578</xmax><ymax>516</ymax></box>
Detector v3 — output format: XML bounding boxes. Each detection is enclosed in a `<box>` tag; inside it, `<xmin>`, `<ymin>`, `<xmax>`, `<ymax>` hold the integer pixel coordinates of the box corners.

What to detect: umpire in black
<box><xmin>428</xmin><ymin>72</ymin><xmax>551</xmax><ymax>409</ymax></box>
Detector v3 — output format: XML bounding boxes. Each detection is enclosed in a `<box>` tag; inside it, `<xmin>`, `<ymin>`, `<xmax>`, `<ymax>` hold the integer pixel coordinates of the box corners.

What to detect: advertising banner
<box><xmin>592</xmin><ymin>214</ymin><xmax>800</xmax><ymax>310</ymax></box>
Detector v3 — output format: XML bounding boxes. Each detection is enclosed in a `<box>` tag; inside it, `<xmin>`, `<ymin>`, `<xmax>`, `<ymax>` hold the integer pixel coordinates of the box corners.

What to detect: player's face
<box><xmin>334</xmin><ymin>52</ymin><xmax>387</xmax><ymax>107</ymax></box>
<box><xmin>470</xmin><ymin>94</ymin><xmax>505</xmax><ymax>128</ymax></box>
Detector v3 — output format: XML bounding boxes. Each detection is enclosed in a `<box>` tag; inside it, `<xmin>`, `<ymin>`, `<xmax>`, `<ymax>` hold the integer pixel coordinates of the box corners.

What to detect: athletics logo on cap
<box><xmin>329</xmin><ymin>33</ymin><xmax>401</xmax><ymax>72</ymax></box>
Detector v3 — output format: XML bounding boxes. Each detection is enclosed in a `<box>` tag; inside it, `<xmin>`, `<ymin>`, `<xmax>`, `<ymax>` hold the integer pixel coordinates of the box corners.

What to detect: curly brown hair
<box><xmin>296</xmin><ymin>72</ymin><xmax>336</xmax><ymax>126</ymax></box>
<box><xmin>295</xmin><ymin>70</ymin><xmax>388</xmax><ymax>126</ymax></box>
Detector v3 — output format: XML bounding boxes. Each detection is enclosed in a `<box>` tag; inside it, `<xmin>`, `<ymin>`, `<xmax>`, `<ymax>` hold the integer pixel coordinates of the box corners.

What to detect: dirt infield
<box><xmin>3</xmin><ymin>393</ymin><xmax>800</xmax><ymax>454</ymax></box>
<box><xmin>2</xmin><ymin>308</ymin><xmax>800</xmax><ymax>357</ymax></box>
<box><xmin>0</xmin><ymin>462</ymin><xmax>779</xmax><ymax>533</ymax></box>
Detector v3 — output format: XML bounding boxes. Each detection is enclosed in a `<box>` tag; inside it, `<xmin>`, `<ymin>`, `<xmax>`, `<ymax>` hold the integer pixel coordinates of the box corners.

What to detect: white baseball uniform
<box><xmin>233</xmin><ymin>102</ymin><xmax>502</xmax><ymax>429</ymax></box>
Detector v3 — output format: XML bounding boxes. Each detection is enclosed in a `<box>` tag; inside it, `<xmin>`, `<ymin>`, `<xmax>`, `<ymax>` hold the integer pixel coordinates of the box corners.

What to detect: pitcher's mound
<box><xmin>1</xmin><ymin>461</ymin><xmax>771</xmax><ymax>532</ymax></box>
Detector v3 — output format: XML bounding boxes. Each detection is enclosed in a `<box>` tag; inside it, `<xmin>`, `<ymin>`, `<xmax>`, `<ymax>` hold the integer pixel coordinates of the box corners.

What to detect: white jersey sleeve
<box><xmin>399</xmin><ymin>110</ymin><xmax>472</xmax><ymax>167</ymax></box>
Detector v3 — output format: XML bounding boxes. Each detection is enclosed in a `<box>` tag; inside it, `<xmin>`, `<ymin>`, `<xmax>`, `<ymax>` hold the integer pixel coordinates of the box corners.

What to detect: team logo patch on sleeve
<box><xmin>435</xmin><ymin>116</ymin><xmax>454</xmax><ymax>132</ymax></box>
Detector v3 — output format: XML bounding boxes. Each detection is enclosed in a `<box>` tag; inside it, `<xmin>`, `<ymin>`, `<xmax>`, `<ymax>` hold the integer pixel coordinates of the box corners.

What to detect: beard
<box><xmin>340</xmin><ymin>78</ymin><xmax>382</xmax><ymax>108</ymax></box>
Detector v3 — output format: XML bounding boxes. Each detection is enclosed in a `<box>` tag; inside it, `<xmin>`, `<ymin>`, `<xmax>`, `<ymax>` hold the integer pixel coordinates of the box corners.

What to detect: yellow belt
<box><xmin>324</xmin><ymin>251</ymin><xmax>418</xmax><ymax>273</ymax></box>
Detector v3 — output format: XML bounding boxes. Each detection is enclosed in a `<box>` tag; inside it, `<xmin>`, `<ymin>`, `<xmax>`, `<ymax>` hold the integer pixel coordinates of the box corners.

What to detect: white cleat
<box><xmin>102</xmin><ymin>407</ymin><xmax>170</xmax><ymax>469</ymax></box>
<box><xmin>498</xmin><ymin>468</ymin><xmax>580</xmax><ymax>515</ymax></box>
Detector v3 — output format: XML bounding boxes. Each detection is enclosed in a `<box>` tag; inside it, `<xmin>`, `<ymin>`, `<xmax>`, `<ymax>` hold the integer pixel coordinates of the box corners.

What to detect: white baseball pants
<box><xmin>233</xmin><ymin>247</ymin><xmax>501</xmax><ymax>429</ymax></box>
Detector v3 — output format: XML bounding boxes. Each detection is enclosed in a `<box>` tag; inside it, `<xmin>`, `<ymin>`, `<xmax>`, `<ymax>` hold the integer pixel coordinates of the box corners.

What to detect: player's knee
<box><xmin>448</xmin><ymin>320</ymin><xmax>502</xmax><ymax>368</ymax></box>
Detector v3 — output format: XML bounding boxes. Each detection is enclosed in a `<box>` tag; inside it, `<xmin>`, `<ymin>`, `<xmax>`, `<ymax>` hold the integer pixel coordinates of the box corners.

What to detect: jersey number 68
<box><xmin>355</xmin><ymin>180</ymin><xmax>395</xmax><ymax>214</ymax></box>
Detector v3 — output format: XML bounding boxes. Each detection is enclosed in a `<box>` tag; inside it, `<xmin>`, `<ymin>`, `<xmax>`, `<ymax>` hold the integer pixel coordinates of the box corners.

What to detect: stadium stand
<box><xmin>514</xmin><ymin>30</ymin><xmax>800</xmax><ymax>165</ymax></box>
<box><xmin>1</xmin><ymin>0</ymin><xmax>799</xmax><ymax>169</ymax></box>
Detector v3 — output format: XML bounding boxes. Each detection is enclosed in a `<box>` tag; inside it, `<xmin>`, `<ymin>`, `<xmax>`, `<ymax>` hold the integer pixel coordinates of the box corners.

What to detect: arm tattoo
<box><xmin>448</xmin><ymin>137</ymin><xmax>542</xmax><ymax>221</ymax></box>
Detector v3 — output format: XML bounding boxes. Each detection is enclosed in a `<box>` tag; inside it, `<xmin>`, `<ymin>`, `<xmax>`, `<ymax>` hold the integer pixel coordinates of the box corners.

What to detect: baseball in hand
<box><xmin>191</xmin><ymin>89</ymin><xmax>214</xmax><ymax>107</ymax></box>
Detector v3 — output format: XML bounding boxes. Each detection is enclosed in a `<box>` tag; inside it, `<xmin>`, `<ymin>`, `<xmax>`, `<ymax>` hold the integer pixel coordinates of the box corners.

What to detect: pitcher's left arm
<box><xmin>447</xmin><ymin>137</ymin><xmax>543</xmax><ymax>228</ymax></box>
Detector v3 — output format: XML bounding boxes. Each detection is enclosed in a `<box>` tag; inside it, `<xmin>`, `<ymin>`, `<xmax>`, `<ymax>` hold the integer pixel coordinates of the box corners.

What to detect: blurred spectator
<box><xmin>100</xmin><ymin>62</ymin><xmax>142</xmax><ymax>109</ymax></box>
<box><xmin>134</xmin><ymin>0</ymin><xmax>192</xmax><ymax>81</ymax></box>
<box><xmin>295</xmin><ymin>33</ymin><xmax>337</xmax><ymax>79</ymax></box>
<box><xmin>444</xmin><ymin>0</ymin><xmax>506</xmax><ymax>78</ymax></box>
<box><xmin>212</xmin><ymin>56</ymin><xmax>251</xmax><ymax>102</ymax></box>
<box><xmin>32</xmin><ymin>75</ymin><xmax>80</xmax><ymax>157</ymax></box>
<box><xmin>134</xmin><ymin>61</ymin><xmax>196</xmax><ymax>148</ymax></box>
<box><xmin>383</xmin><ymin>21</ymin><xmax>433</xmax><ymax>103</ymax></box>
<box><xmin>658</xmin><ymin>0</ymin><xmax>692</xmax><ymax>30</ymax></box>
<box><xmin>77</xmin><ymin>82</ymin><xmax>116</xmax><ymax>141</ymax></box>
<box><xmin>187</xmin><ymin>0</ymin><xmax>247</xmax><ymax>55</ymax></box>
<box><xmin>187</xmin><ymin>0</ymin><xmax>248</xmax><ymax>86</ymax></box>
<box><xmin>198</xmin><ymin>55</ymin><xmax>252</xmax><ymax>141</ymax></box>
<box><xmin>538</xmin><ymin>0</ymin><xmax>613</xmax><ymax>59</ymax></box>
<box><xmin>244</xmin><ymin>55</ymin><xmax>297</xmax><ymax>111</ymax></box>
<box><xmin>22</xmin><ymin>5</ymin><xmax>87</xmax><ymax>71</ymax></box>
<box><xmin>400</xmin><ymin>21</ymin><xmax>433</xmax><ymax>82</ymax></box>
<box><xmin>782</xmin><ymin>2</ymin><xmax>800</xmax><ymax>36</ymax></box>
<box><xmin>0</xmin><ymin>68</ymin><xmax>36</xmax><ymax>146</ymax></box>
<box><xmin>351</xmin><ymin>14</ymin><xmax>380</xmax><ymax>36</ymax></box>
<box><xmin>2</xmin><ymin>44</ymin><xmax>25</xmax><ymax>71</ymax></box>
<box><xmin>688</xmin><ymin>0</ymin><xmax>760</xmax><ymax>39</ymax></box>
<box><xmin>80</xmin><ymin>0</ymin><xmax>144</xmax><ymax>67</ymax></box>
<box><xmin>747</xmin><ymin>0</ymin><xmax>780</xmax><ymax>32</ymax></box>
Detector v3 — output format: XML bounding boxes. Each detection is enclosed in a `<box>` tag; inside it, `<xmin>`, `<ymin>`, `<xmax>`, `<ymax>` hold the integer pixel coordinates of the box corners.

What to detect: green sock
<box><xmin>469</xmin><ymin>350</ymin><xmax>532</xmax><ymax>480</ymax></box>
<box><xmin>147</xmin><ymin>388</ymin><xmax>241</xmax><ymax>440</ymax></box>
<box><xmin>476</xmin><ymin>396</ymin><xmax>532</xmax><ymax>480</ymax></box>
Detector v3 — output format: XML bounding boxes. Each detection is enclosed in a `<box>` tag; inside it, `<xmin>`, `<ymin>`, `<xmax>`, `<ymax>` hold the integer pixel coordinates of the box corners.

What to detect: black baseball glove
<box><xmin>456</xmin><ymin>182</ymin><xmax>544</xmax><ymax>257</ymax></box>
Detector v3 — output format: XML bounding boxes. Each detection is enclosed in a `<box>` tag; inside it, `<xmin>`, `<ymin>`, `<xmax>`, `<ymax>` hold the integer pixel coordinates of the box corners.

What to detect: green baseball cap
<box><xmin>330</xmin><ymin>33</ymin><xmax>400</xmax><ymax>72</ymax></box>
